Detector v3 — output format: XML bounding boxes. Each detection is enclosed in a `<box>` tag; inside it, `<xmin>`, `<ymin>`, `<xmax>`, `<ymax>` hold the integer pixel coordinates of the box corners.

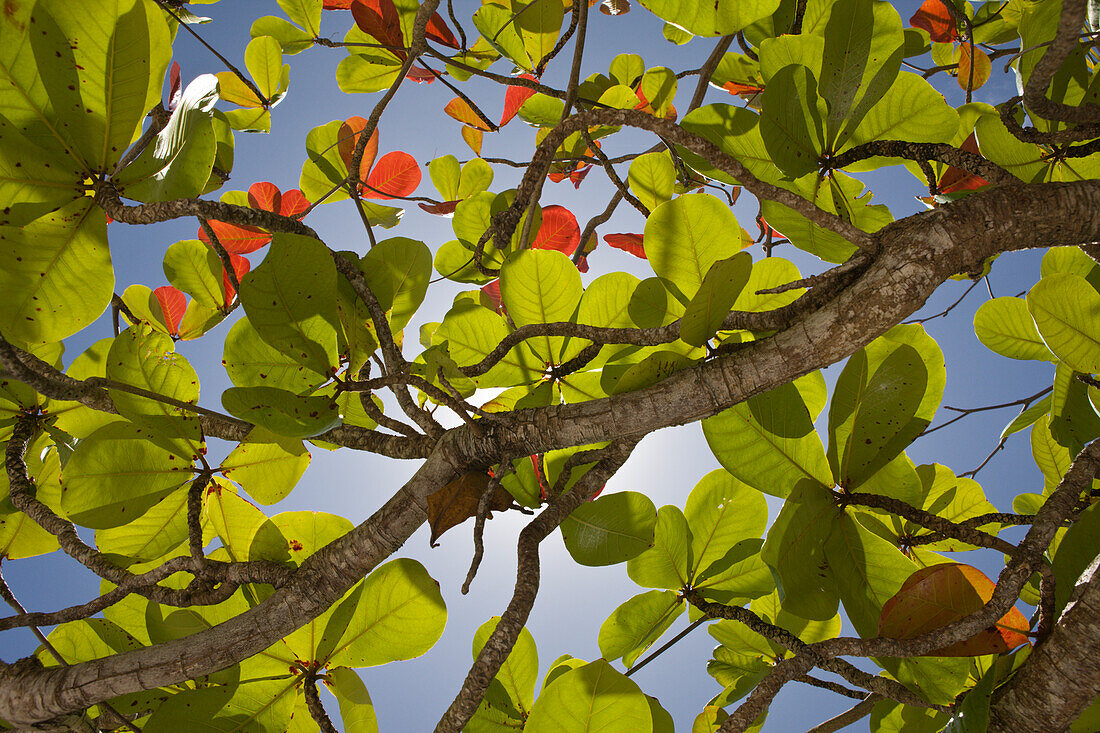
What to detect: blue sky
<box><xmin>0</xmin><ymin>1</ymin><xmax>1056</xmax><ymax>730</ymax></box>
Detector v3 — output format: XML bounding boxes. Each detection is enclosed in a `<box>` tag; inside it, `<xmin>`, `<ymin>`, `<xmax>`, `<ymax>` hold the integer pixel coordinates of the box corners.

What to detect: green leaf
<box><xmin>514</xmin><ymin>0</ymin><xmax>564</xmax><ymax>72</ymax></box>
<box><xmin>500</xmin><ymin>249</ymin><xmax>583</xmax><ymax>363</ymax></box>
<box><xmin>252</xmin><ymin>15</ymin><xmax>314</xmax><ymax>55</ymax></box>
<box><xmin>203</xmin><ymin>479</ymin><xmax>289</xmax><ymax>563</ymax></box>
<box><xmin>361</xmin><ymin>237</ymin><xmax>433</xmax><ymax>333</ymax></box>
<box><xmin>627</xmin><ymin>505</ymin><xmax>693</xmax><ymax>589</ymax></box>
<box><xmin>703</xmin><ymin>377</ymin><xmax>834</xmax><ymax>498</ymax></box>
<box><xmin>0</xmin><ymin>199</ymin><xmax>110</xmax><ymax>344</ymax></box>
<box><xmin>239</xmin><ymin>233</ymin><xmax>341</xmax><ymax>378</ymax></box>
<box><xmin>680</xmin><ymin>252</ymin><xmax>752</xmax><ymax>347</ymax></box>
<box><xmin>1053</xmin><ymin>501</ymin><xmax>1100</xmax><ymax>616</ymax></box>
<box><xmin>0</xmin><ymin>504</ymin><xmax>59</xmax><ymax>559</ymax></box>
<box><xmin>144</xmin><ymin>678</ymin><xmax>297</xmax><ymax>733</ymax></box>
<box><xmin>561</xmin><ymin>491</ymin><xmax>657</xmax><ymax>566</ymax></box>
<box><xmin>974</xmin><ymin>297</ymin><xmax>1057</xmax><ymax>362</ymax></box>
<box><xmin>117</xmin><ymin>74</ymin><xmax>219</xmax><ymax>202</ymax></box>
<box><xmin>328</xmin><ymin>667</ymin><xmax>379</xmax><ymax>733</ymax></box>
<box><xmin>628</xmin><ymin>152</ymin><xmax>676</xmax><ymax>212</ymax></box>
<box><xmin>162</xmin><ymin>239</ymin><xmax>228</xmax><ymax>310</ymax></box>
<box><xmin>323</xmin><ymin>558</ymin><xmax>447</xmax><ymax>667</ymax></box>
<box><xmin>840</xmin><ymin>72</ymin><xmax>959</xmax><ymax>154</ymax></box>
<box><xmin>338</xmin><ymin>50</ymin><xmax>405</xmax><ymax>93</ymax></box>
<box><xmin>278</xmin><ymin>0</ymin><xmax>321</xmax><ymax>38</ymax></box>
<box><xmin>1001</xmin><ymin>395</ymin><xmax>1051</xmax><ymax>441</ymax></box>
<box><xmin>473</xmin><ymin>617</ymin><xmax>539</xmax><ymax>717</ymax></box>
<box><xmin>942</xmin><ymin>662</ymin><xmax>996</xmax><ymax>733</ymax></box>
<box><xmin>1032</xmin><ymin>418</ymin><xmax>1073</xmax><ymax>492</ymax></box>
<box><xmin>61</xmin><ymin>423</ymin><xmax>192</xmax><ymax>529</ymax></box>
<box><xmin>526</xmin><ymin>659</ymin><xmax>653</xmax><ymax>733</ymax></box>
<box><xmin>598</xmin><ymin>590</ymin><xmax>684</xmax><ymax>667</ymax></box>
<box><xmin>760</xmin><ymin>479</ymin><xmax>840</xmax><ymax>620</ymax></box>
<box><xmin>222</xmin><ymin>386</ymin><xmax>341</xmax><ymax>439</ymax></box>
<box><xmin>637</xmin><ymin>0</ymin><xmax>780</xmax><ymax>36</ymax></box>
<box><xmin>685</xmin><ymin>469</ymin><xmax>769</xmax><ymax>579</ymax></box>
<box><xmin>473</xmin><ymin>4</ymin><xmax>533</xmax><ymax>71</ymax></box>
<box><xmin>643</xmin><ymin>193</ymin><xmax>742</xmax><ymax>304</ymax></box>
<box><xmin>434</xmin><ymin>302</ymin><xmax>543</xmax><ymax>388</ymax></box>
<box><xmin>95</xmin><ymin>484</ymin><xmax>191</xmax><ymax>563</ymax></box>
<box><xmin>223</xmin><ymin>315</ymin><xmax>330</xmax><ymax>393</ymax></box>
<box><xmin>30</xmin><ymin>0</ymin><xmax>172</xmax><ymax>171</ymax></box>
<box><xmin>825</xmin><ymin>511</ymin><xmax>916</xmax><ymax>637</ymax></box>
<box><xmin>760</xmin><ymin>65</ymin><xmax>826</xmax><ymax>179</ymax></box>
<box><xmin>828</xmin><ymin>324</ymin><xmax>945</xmax><ymax>490</ymax></box>
<box><xmin>220</xmin><ymin>427</ymin><xmax>310</xmax><ymax>505</ymax></box>
<box><xmin>106</xmin><ymin>326</ymin><xmax>204</xmax><ymax>460</ymax></box>
<box><xmin>607</xmin><ymin>350</ymin><xmax>695</xmax><ymax>395</ymax></box>
<box><xmin>819</xmin><ymin>0</ymin><xmax>904</xmax><ymax>147</ymax></box>
<box><xmin>1027</xmin><ymin>273</ymin><xmax>1100</xmax><ymax>373</ymax></box>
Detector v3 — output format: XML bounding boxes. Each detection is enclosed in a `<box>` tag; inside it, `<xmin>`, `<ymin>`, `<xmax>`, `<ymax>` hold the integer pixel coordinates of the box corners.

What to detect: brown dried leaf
<box><xmin>426</xmin><ymin>471</ymin><xmax>512</xmax><ymax>546</ymax></box>
<box><xmin>600</xmin><ymin>0</ymin><xmax>630</xmax><ymax>15</ymax></box>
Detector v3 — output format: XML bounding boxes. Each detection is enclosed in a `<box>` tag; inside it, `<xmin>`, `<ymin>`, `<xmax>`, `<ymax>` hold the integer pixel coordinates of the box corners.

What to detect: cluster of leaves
<box><xmin>1</xmin><ymin>0</ymin><xmax>1100</xmax><ymax>731</ymax></box>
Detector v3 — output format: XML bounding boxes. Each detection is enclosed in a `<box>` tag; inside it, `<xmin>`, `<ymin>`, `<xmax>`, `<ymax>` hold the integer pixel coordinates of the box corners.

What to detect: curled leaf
<box><xmin>426</xmin><ymin>471</ymin><xmax>512</xmax><ymax>546</ymax></box>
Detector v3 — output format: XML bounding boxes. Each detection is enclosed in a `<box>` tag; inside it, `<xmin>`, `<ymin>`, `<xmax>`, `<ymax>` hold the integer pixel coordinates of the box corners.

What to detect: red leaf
<box><xmin>323</xmin><ymin>0</ymin><xmax>353</xmax><ymax>7</ymax></box>
<box><xmin>938</xmin><ymin>132</ymin><xmax>989</xmax><ymax>194</ymax></box>
<box><xmin>604</xmin><ymin>233</ymin><xmax>646</xmax><ymax>259</ymax></box>
<box><xmin>481</xmin><ymin>279</ymin><xmax>503</xmax><ymax>313</ymax></box>
<box><xmin>279</xmin><ymin>189</ymin><xmax>311</xmax><ymax>217</ymax></box>
<box><xmin>198</xmin><ymin>220</ymin><xmax>270</xmax><ymax>254</ymax></box>
<box><xmin>501</xmin><ymin>74</ymin><xmax>538</xmax><ymax>126</ymax></box>
<box><xmin>419</xmin><ymin>200</ymin><xmax>460</xmax><ymax>215</ymax></box>
<box><xmin>221</xmin><ymin>254</ymin><xmax>251</xmax><ymax>307</ymax></box>
<box><xmin>363</xmin><ymin>151</ymin><xmax>421</xmax><ymax>199</ymax></box>
<box><xmin>444</xmin><ymin>97</ymin><xmax>494</xmax><ymax>131</ymax></box>
<box><xmin>758</xmin><ymin>218</ymin><xmax>784</xmax><ymax>241</ymax></box>
<box><xmin>910</xmin><ymin>0</ymin><xmax>957</xmax><ymax>42</ymax></box>
<box><xmin>406</xmin><ymin>66</ymin><xmax>437</xmax><ymax>83</ymax></box>
<box><xmin>879</xmin><ymin>563</ymin><xmax>1031</xmax><ymax>656</ymax></box>
<box><xmin>569</xmin><ymin>164</ymin><xmax>592</xmax><ymax>188</ymax></box>
<box><xmin>532</xmin><ymin>205</ymin><xmax>581</xmax><ymax>256</ymax></box>
<box><xmin>153</xmin><ymin>286</ymin><xmax>186</xmax><ymax>336</ymax></box>
<box><xmin>722</xmin><ymin>80</ymin><xmax>764</xmax><ymax>97</ymax></box>
<box><xmin>531</xmin><ymin>455</ymin><xmax>547</xmax><ymax>501</ymax></box>
<box><xmin>338</xmin><ymin>117</ymin><xmax>379</xmax><ymax>184</ymax></box>
<box><xmin>247</xmin><ymin>181</ymin><xmax>281</xmax><ymax>213</ymax></box>
<box><xmin>351</xmin><ymin>0</ymin><xmax>403</xmax><ymax>47</ymax></box>
<box><xmin>168</xmin><ymin>61</ymin><xmax>182</xmax><ymax>112</ymax></box>
<box><xmin>425</xmin><ymin>13</ymin><xmax>460</xmax><ymax>49</ymax></box>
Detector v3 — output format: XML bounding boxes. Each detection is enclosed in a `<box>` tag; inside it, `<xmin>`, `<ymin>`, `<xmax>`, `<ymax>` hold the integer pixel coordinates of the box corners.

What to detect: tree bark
<box><xmin>988</xmin><ymin>557</ymin><xmax>1100</xmax><ymax>732</ymax></box>
<box><xmin>2</xmin><ymin>180</ymin><xmax>1100</xmax><ymax>723</ymax></box>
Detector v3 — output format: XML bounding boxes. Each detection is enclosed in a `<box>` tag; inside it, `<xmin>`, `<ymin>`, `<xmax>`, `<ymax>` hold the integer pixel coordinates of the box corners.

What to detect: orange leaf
<box><xmin>247</xmin><ymin>182</ymin><xmax>282</xmax><ymax>213</ymax></box>
<box><xmin>531</xmin><ymin>205</ymin><xmax>580</xmax><ymax>255</ymax></box>
<box><xmin>153</xmin><ymin>286</ymin><xmax>186</xmax><ymax>336</ymax></box>
<box><xmin>461</xmin><ymin>126</ymin><xmax>484</xmax><ymax>156</ymax></box>
<box><xmin>910</xmin><ymin>0</ymin><xmax>957</xmax><ymax>42</ymax></box>
<box><xmin>604</xmin><ymin>233</ymin><xmax>646</xmax><ymax>259</ymax></box>
<box><xmin>198</xmin><ymin>220</ymin><xmax>270</xmax><ymax>254</ymax></box>
<box><xmin>879</xmin><ymin>563</ymin><xmax>1031</xmax><ymax>656</ymax></box>
<box><xmin>481</xmin><ymin>279</ymin><xmax>503</xmax><ymax>313</ymax></box>
<box><xmin>279</xmin><ymin>189</ymin><xmax>311</xmax><ymax>217</ymax></box>
<box><xmin>938</xmin><ymin>132</ymin><xmax>989</xmax><ymax>194</ymax></box>
<box><xmin>501</xmin><ymin>75</ymin><xmax>538</xmax><ymax>126</ymax></box>
<box><xmin>338</xmin><ymin>117</ymin><xmax>379</xmax><ymax>184</ymax></box>
<box><xmin>426</xmin><ymin>471</ymin><xmax>512</xmax><ymax>546</ymax></box>
<box><xmin>323</xmin><ymin>0</ymin><xmax>353</xmax><ymax>8</ymax></box>
<box><xmin>406</xmin><ymin>66</ymin><xmax>438</xmax><ymax>84</ymax></box>
<box><xmin>957</xmin><ymin>43</ymin><xmax>991</xmax><ymax>92</ymax></box>
<box><xmin>363</xmin><ymin>151</ymin><xmax>421</xmax><ymax>199</ymax></box>
<box><xmin>444</xmin><ymin>97</ymin><xmax>494</xmax><ymax>131</ymax></box>
<box><xmin>222</xmin><ymin>254</ymin><xmax>251</xmax><ymax>307</ymax></box>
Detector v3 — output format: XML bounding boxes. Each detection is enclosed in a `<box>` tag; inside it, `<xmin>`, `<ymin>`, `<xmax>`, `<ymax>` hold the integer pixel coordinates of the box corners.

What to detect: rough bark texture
<box><xmin>988</xmin><ymin>558</ymin><xmax>1100</xmax><ymax>732</ymax></box>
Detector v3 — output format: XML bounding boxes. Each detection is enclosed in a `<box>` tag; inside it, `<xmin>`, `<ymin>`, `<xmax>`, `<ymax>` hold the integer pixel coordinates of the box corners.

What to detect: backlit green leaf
<box><xmin>526</xmin><ymin>659</ymin><xmax>652</xmax><ymax>733</ymax></box>
<box><xmin>561</xmin><ymin>491</ymin><xmax>657</xmax><ymax>566</ymax></box>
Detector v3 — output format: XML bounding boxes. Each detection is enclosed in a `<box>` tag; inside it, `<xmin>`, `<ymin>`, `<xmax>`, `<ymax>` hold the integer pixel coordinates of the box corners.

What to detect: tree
<box><xmin>0</xmin><ymin>0</ymin><xmax>1098</xmax><ymax>729</ymax></box>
